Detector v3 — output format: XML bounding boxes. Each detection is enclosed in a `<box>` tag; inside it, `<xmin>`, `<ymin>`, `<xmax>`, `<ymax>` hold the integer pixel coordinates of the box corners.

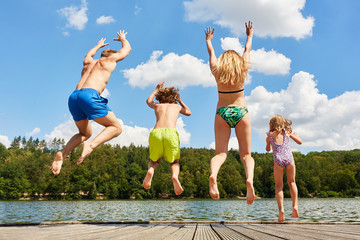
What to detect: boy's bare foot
<box><xmin>209</xmin><ymin>175</ymin><xmax>220</xmax><ymax>200</ymax></box>
<box><xmin>172</xmin><ymin>176</ymin><xmax>183</xmax><ymax>195</ymax></box>
<box><xmin>292</xmin><ymin>207</ymin><xmax>299</xmax><ymax>218</ymax></box>
<box><xmin>77</xmin><ymin>141</ymin><xmax>93</xmax><ymax>165</ymax></box>
<box><xmin>52</xmin><ymin>151</ymin><xmax>63</xmax><ymax>175</ymax></box>
<box><xmin>246</xmin><ymin>180</ymin><xmax>255</xmax><ymax>205</ymax></box>
<box><xmin>143</xmin><ymin>170</ymin><xmax>154</xmax><ymax>189</ymax></box>
<box><xmin>278</xmin><ymin>210</ymin><xmax>285</xmax><ymax>223</ymax></box>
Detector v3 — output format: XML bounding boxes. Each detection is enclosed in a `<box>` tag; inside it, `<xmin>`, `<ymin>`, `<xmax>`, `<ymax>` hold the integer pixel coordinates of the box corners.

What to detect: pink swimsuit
<box><xmin>267</xmin><ymin>129</ymin><xmax>294</xmax><ymax>168</ymax></box>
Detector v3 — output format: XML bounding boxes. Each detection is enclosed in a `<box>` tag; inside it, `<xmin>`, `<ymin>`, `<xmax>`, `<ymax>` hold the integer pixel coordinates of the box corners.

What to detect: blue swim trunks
<box><xmin>68</xmin><ymin>88</ymin><xmax>111</xmax><ymax>121</ymax></box>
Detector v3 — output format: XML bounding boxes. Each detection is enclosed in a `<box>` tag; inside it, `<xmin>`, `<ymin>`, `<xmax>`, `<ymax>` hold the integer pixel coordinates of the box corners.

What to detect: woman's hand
<box><xmin>205</xmin><ymin>26</ymin><xmax>215</xmax><ymax>42</ymax></box>
<box><xmin>245</xmin><ymin>21</ymin><xmax>253</xmax><ymax>37</ymax></box>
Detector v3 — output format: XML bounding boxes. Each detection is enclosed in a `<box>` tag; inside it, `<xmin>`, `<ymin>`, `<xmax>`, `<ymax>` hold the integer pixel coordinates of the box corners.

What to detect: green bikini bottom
<box><xmin>216</xmin><ymin>106</ymin><xmax>248</xmax><ymax>128</ymax></box>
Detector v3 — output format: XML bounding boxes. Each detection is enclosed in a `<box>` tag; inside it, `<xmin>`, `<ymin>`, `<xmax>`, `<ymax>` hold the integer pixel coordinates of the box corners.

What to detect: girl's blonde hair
<box><xmin>213</xmin><ymin>50</ymin><xmax>249</xmax><ymax>85</ymax></box>
<box><xmin>156</xmin><ymin>87</ymin><xmax>179</xmax><ymax>104</ymax></box>
<box><xmin>269</xmin><ymin>115</ymin><xmax>293</xmax><ymax>133</ymax></box>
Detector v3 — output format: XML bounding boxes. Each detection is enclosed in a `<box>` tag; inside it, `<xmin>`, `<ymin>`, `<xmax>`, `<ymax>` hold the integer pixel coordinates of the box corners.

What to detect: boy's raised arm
<box><xmin>111</xmin><ymin>30</ymin><xmax>132</xmax><ymax>62</ymax></box>
<box><xmin>146</xmin><ymin>81</ymin><xmax>164</xmax><ymax>109</ymax></box>
<box><xmin>84</xmin><ymin>38</ymin><xmax>109</xmax><ymax>65</ymax></box>
<box><xmin>177</xmin><ymin>94</ymin><xmax>191</xmax><ymax>116</ymax></box>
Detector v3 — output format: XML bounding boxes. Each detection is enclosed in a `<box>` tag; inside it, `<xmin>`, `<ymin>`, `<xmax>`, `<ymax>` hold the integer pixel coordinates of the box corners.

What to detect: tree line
<box><xmin>0</xmin><ymin>136</ymin><xmax>359</xmax><ymax>200</ymax></box>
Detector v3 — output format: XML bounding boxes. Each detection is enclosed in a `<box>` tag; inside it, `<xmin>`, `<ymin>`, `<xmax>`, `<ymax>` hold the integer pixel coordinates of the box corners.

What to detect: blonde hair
<box><xmin>156</xmin><ymin>87</ymin><xmax>179</xmax><ymax>104</ymax></box>
<box><xmin>101</xmin><ymin>49</ymin><xmax>117</xmax><ymax>58</ymax></box>
<box><xmin>213</xmin><ymin>50</ymin><xmax>249</xmax><ymax>85</ymax></box>
<box><xmin>269</xmin><ymin>115</ymin><xmax>293</xmax><ymax>133</ymax></box>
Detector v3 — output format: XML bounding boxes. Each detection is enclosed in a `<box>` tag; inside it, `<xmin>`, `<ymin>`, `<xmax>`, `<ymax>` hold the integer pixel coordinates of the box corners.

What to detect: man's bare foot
<box><xmin>52</xmin><ymin>151</ymin><xmax>63</xmax><ymax>175</ymax></box>
<box><xmin>292</xmin><ymin>207</ymin><xmax>299</xmax><ymax>218</ymax></box>
<box><xmin>77</xmin><ymin>141</ymin><xmax>93</xmax><ymax>165</ymax></box>
<box><xmin>209</xmin><ymin>175</ymin><xmax>220</xmax><ymax>200</ymax></box>
<box><xmin>246</xmin><ymin>180</ymin><xmax>255</xmax><ymax>205</ymax></box>
<box><xmin>278</xmin><ymin>210</ymin><xmax>285</xmax><ymax>223</ymax></box>
<box><xmin>143</xmin><ymin>170</ymin><xmax>154</xmax><ymax>190</ymax></box>
<box><xmin>172</xmin><ymin>176</ymin><xmax>184</xmax><ymax>195</ymax></box>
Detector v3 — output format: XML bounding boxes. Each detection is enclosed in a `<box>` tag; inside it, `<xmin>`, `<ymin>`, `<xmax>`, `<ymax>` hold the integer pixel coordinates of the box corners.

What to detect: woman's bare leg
<box><xmin>209</xmin><ymin>115</ymin><xmax>231</xmax><ymax>200</ymax></box>
<box><xmin>235</xmin><ymin>113</ymin><xmax>255</xmax><ymax>205</ymax></box>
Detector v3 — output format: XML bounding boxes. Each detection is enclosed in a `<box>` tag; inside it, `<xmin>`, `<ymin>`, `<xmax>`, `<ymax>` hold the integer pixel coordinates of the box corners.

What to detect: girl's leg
<box><xmin>143</xmin><ymin>159</ymin><xmax>162</xmax><ymax>189</ymax></box>
<box><xmin>286</xmin><ymin>161</ymin><xmax>299</xmax><ymax>218</ymax></box>
<box><xmin>170</xmin><ymin>159</ymin><xmax>183</xmax><ymax>195</ymax></box>
<box><xmin>209</xmin><ymin>115</ymin><xmax>231</xmax><ymax>200</ymax></box>
<box><xmin>235</xmin><ymin>113</ymin><xmax>255</xmax><ymax>205</ymax></box>
<box><xmin>52</xmin><ymin>119</ymin><xmax>92</xmax><ymax>175</ymax></box>
<box><xmin>274</xmin><ymin>163</ymin><xmax>285</xmax><ymax>222</ymax></box>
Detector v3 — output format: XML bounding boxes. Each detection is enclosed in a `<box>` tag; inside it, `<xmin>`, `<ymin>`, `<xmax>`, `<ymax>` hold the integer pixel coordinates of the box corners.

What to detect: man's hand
<box><xmin>113</xmin><ymin>30</ymin><xmax>128</xmax><ymax>42</ymax></box>
<box><xmin>156</xmin><ymin>81</ymin><xmax>164</xmax><ymax>91</ymax></box>
<box><xmin>205</xmin><ymin>26</ymin><xmax>215</xmax><ymax>41</ymax></box>
<box><xmin>97</xmin><ymin>38</ymin><xmax>109</xmax><ymax>48</ymax></box>
<box><xmin>245</xmin><ymin>21</ymin><xmax>253</xmax><ymax>37</ymax></box>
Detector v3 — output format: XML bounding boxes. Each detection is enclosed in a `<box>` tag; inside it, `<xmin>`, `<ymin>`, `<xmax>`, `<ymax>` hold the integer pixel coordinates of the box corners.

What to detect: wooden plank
<box><xmin>165</xmin><ymin>224</ymin><xmax>196</xmax><ymax>240</ymax></box>
<box><xmin>294</xmin><ymin>224</ymin><xmax>360</xmax><ymax>235</ymax></box>
<box><xmin>225</xmin><ymin>224</ymin><xmax>285</xmax><ymax>240</ymax></box>
<box><xmin>211</xmin><ymin>224</ymin><xmax>250</xmax><ymax>240</ymax></box>
<box><xmin>193</xmin><ymin>224</ymin><xmax>220</xmax><ymax>240</ymax></box>
<box><xmin>278</xmin><ymin>225</ymin><xmax>359</xmax><ymax>240</ymax></box>
<box><xmin>112</xmin><ymin>224</ymin><xmax>180</xmax><ymax>240</ymax></box>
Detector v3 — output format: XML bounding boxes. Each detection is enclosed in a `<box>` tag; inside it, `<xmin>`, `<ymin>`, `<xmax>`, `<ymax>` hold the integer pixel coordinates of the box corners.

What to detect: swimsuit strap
<box><xmin>218</xmin><ymin>88</ymin><xmax>244</xmax><ymax>94</ymax></box>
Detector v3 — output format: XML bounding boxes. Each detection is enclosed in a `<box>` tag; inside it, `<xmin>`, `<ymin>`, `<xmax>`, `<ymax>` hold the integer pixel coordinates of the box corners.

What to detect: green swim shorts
<box><xmin>149</xmin><ymin>128</ymin><xmax>180</xmax><ymax>163</ymax></box>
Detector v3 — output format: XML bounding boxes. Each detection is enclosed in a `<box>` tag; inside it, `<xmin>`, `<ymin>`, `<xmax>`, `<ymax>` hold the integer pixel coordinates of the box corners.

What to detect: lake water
<box><xmin>0</xmin><ymin>199</ymin><xmax>359</xmax><ymax>224</ymax></box>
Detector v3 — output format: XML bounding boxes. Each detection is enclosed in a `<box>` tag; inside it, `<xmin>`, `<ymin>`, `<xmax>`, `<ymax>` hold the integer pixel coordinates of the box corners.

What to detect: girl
<box><xmin>266</xmin><ymin>115</ymin><xmax>302</xmax><ymax>222</ymax></box>
<box><xmin>205</xmin><ymin>21</ymin><xmax>255</xmax><ymax>204</ymax></box>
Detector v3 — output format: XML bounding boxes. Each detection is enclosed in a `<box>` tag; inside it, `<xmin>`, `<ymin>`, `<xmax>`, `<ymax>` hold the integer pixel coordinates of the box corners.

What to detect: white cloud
<box><xmin>122</xmin><ymin>51</ymin><xmax>214</xmax><ymax>89</ymax></box>
<box><xmin>209</xmin><ymin>137</ymin><xmax>239</xmax><ymax>150</ymax></box>
<box><xmin>221</xmin><ymin>37</ymin><xmax>291</xmax><ymax>75</ymax></box>
<box><xmin>0</xmin><ymin>135</ymin><xmax>10</xmax><ymax>148</ymax></box>
<box><xmin>26</xmin><ymin>128</ymin><xmax>40</xmax><ymax>137</ymax></box>
<box><xmin>184</xmin><ymin>0</ymin><xmax>314</xmax><ymax>39</ymax></box>
<box><xmin>96</xmin><ymin>15</ymin><xmax>115</xmax><ymax>25</ymax></box>
<box><xmin>62</xmin><ymin>31</ymin><xmax>70</xmax><ymax>37</ymax></box>
<box><xmin>246</xmin><ymin>71</ymin><xmax>360</xmax><ymax>151</ymax></box>
<box><xmin>45</xmin><ymin>117</ymin><xmax>191</xmax><ymax>148</ymax></box>
<box><xmin>58</xmin><ymin>0</ymin><xmax>88</xmax><ymax>31</ymax></box>
<box><xmin>134</xmin><ymin>5</ymin><xmax>142</xmax><ymax>15</ymax></box>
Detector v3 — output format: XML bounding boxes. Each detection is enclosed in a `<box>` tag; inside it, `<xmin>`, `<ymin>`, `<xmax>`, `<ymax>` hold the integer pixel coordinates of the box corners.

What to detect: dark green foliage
<box><xmin>0</xmin><ymin>136</ymin><xmax>359</xmax><ymax>200</ymax></box>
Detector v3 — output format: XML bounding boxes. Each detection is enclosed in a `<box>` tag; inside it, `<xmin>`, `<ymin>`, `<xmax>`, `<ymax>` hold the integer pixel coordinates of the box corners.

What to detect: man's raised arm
<box><xmin>112</xmin><ymin>30</ymin><xmax>132</xmax><ymax>62</ymax></box>
<box><xmin>83</xmin><ymin>38</ymin><xmax>109</xmax><ymax>65</ymax></box>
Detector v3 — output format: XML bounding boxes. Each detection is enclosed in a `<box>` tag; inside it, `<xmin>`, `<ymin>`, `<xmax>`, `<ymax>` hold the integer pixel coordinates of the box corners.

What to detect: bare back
<box><xmin>80</xmin><ymin>58</ymin><xmax>117</xmax><ymax>94</ymax></box>
<box><xmin>153</xmin><ymin>104</ymin><xmax>182</xmax><ymax>129</ymax></box>
<box><xmin>214</xmin><ymin>73</ymin><xmax>247</xmax><ymax>109</ymax></box>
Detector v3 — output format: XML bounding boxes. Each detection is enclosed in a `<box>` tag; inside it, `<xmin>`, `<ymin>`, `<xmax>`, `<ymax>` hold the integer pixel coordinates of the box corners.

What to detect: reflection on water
<box><xmin>0</xmin><ymin>198</ymin><xmax>359</xmax><ymax>224</ymax></box>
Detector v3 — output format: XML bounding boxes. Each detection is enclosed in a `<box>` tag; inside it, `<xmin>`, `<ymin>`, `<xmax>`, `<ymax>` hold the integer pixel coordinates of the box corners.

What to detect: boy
<box><xmin>142</xmin><ymin>81</ymin><xmax>191</xmax><ymax>195</ymax></box>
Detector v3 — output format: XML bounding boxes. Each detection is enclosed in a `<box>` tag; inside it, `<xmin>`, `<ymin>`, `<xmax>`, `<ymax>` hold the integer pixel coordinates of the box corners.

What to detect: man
<box><xmin>52</xmin><ymin>30</ymin><xmax>131</xmax><ymax>175</ymax></box>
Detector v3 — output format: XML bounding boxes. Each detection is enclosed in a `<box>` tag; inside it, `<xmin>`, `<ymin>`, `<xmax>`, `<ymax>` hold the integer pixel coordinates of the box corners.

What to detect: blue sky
<box><xmin>0</xmin><ymin>0</ymin><xmax>359</xmax><ymax>153</ymax></box>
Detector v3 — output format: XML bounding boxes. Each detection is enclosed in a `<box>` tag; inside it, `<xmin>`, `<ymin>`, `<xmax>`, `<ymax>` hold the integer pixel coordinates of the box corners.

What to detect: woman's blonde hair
<box><xmin>269</xmin><ymin>115</ymin><xmax>293</xmax><ymax>133</ymax></box>
<box><xmin>156</xmin><ymin>87</ymin><xmax>179</xmax><ymax>104</ymax></box>
<box><xmin>213</xmin><ymin>50</ymin><xmax>249</xmax><ymax>85</ymax></box>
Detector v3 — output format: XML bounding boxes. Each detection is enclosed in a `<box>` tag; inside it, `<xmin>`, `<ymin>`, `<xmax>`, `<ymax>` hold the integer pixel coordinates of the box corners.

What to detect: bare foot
<box><xmin>143</xmin><ymin>170</ymin><xmax>154</xmax><ymax>190</ymax></box>
<box><xmin>52</xmin><ymin>151</ymin><xmax>63</xmax><ymax>175</ymax></box>
<box><xmin>209</xmin><ymin>175</ymin><xmax>219</xmax><ymax>200</ymax></box>
<box><xmin>278</xmin><ymin>210</ymin><xmax>285</xmax><ymax>223</ymax></box>
<box><xmin>292</xmin><ymin>207</ymin><xmax>299</xmax><ymax>218</ymax></box>
<box><xmin>246</xmin><ymin>180</ymin><xmax>255</xmax><ymax>205</ymax></box>
<box><xmin>77</xmin><ymin>141</ymin><xmax>93</xmax><ymax>165</ymax></box>
<box><xmin>172</xmin><ymin>176</ymin><xmax>184</xmax><ymax>195</ymax></box>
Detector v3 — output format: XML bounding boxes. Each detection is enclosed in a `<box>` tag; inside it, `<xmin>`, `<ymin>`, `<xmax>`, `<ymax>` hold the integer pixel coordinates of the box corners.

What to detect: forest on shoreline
<box><xmin>0</xmin><ymin>136</ymin><xmax>359</xmax><ymax>200</ymax></box>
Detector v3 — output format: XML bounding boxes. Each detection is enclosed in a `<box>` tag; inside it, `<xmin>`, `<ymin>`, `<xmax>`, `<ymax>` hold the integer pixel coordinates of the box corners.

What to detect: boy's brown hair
<box><xmin>156</xmin><ymin>87</ymin><xmax>180</xmax><ymax>104</ymax></box>
<box><xmin>101</xmin><ymin>49</ymin><xmax>117</xmax><ymax>58</ymax></box>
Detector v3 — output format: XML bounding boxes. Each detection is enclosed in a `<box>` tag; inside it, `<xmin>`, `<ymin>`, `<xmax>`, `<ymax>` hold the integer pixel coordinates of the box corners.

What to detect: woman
<box><xmin>205</xmin><ymin>21</ymin><xmax>255</xmax><ymax>204</ymax></box>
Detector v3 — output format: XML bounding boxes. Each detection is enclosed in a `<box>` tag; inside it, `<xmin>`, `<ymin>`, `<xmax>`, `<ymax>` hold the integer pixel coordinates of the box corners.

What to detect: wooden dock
<box><xmin>0</xmin><ymin>221</ymin><xmax>359</xmax><ymax>240</ymax></box>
